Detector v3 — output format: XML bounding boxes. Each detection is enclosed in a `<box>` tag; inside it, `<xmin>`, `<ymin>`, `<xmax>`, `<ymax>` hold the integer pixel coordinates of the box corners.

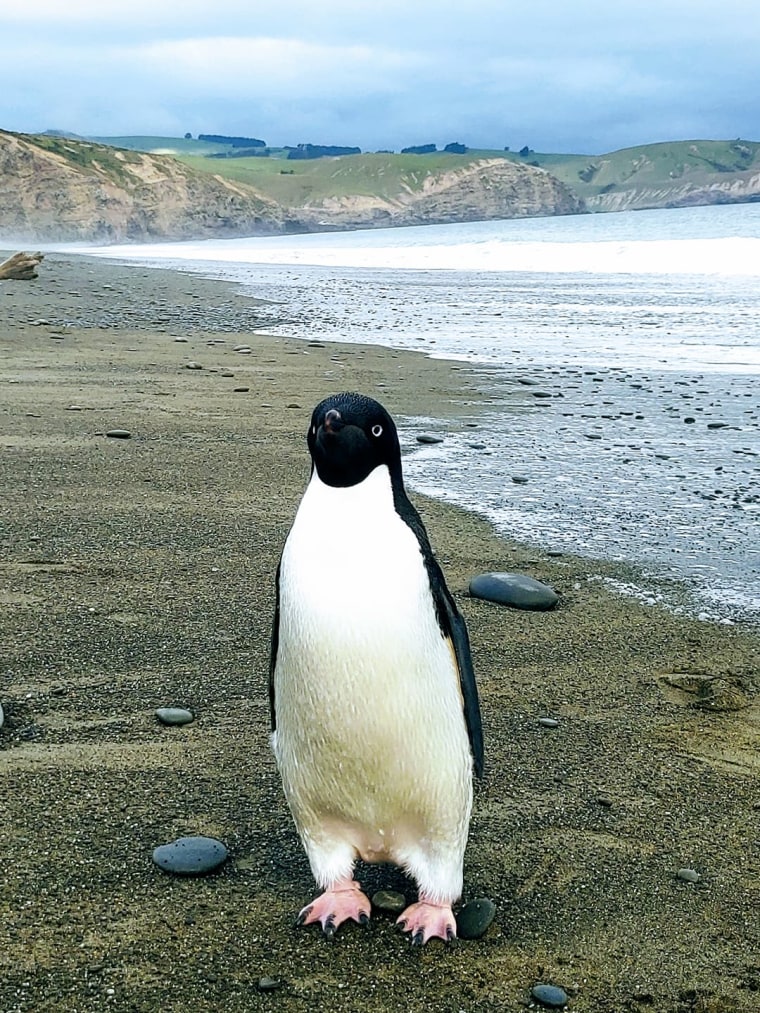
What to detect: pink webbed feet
<box><xmin>297</xmin><ymin>879</ymin><xmax>371</xmax><ymax>939</ymax></box>
<box><xmin>397</xmin><ymin>899</ymin><xmax>457</xmax><ymax>945</ymax></box>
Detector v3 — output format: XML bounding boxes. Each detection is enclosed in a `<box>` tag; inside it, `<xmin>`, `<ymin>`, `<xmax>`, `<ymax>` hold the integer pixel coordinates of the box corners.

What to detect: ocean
<box><xmin>75</xmin><ymin>204</ymin><xmax>760</xmax><ymax>624</ymax></box>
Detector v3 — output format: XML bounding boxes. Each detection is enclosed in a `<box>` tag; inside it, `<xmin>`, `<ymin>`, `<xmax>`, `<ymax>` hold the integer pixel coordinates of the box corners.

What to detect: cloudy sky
<box><xmin>1</xmin><ymin>1</ymin><xmax>758</xmax><ymax>155</ymax></box>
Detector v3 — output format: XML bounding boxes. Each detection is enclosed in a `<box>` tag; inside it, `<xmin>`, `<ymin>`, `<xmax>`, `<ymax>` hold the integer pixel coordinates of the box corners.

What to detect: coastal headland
<box><xmin>1</xmin><ymin>255</ymin><xmax>758</xmax><ymax>1012</ymax></box>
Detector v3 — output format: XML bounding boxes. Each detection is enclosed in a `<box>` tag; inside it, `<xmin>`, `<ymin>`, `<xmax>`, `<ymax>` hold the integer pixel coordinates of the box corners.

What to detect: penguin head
<box><xmin>307</xmin><ymin>392</ymin><xmax>402</xmax><ymax>488</ymax></box>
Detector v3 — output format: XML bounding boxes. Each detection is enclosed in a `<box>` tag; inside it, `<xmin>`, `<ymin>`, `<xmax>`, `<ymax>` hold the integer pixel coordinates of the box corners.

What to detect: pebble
<box><xmin>677</xmin><ymin>867</ymin><xmax>701</xmax><ymax>883</ymax></box>
<box><xmin>66</xmin><ymin>404</ymin><xmax>83</xmax><ymax>411</ymax></box>
<box><xmin>185</xmin><ymin>361</ymin><xmax>203</xmax><ymax>370</ymax></box>
<box><xmin>531</xmin><ymin>983</ymin><xmax>569</xmax><ymax>1008</ymax></box>
<box><xmin>416</xmin><ymin>433</ymin><xmax>444</xmax><ymax>444</ymax></box>
<box><xmin>469</xmin><ymin>572</ymin><xmax>559</xmax><ymax>611</ymax></box>
<box><xmin>152</xmin><ymin>836</ymin><xmax>228</xmax><ymax>875</ymax></box>
<box><xmin>257</xmin><ymin>977</ymin><xmax>282</xmax><ymax>992</ymax></box>
<box><xmin>511</xmin><ymin>475</ymin><xmax>529</xmax><ymax>484</ymax></box>
<box><xmin>105</xmin><ymin>429</ymin><xmax>131</xmax><ymax>439</ymax></box>
<box><xmin>221</xmin><ymin>370</ymin><xmax>235</xmax><ymax>377</ymax></box>
<box><xmin>155</xmin><ymin>707</ymin><xmax>194</xmax><ymax>726</ymax></box>
<box><xmin>174</xmin><ymin>336</ymin><xmax>189</xmax><ymax>343</ymax></box>
<box><xmin>233</xmin><ymin>386</ymin><xmax>250</xmax><ymax>393</ymax></box>
<box><xmin>0</xmin><ymin>701</ymin><xmax>4</xmax><ymax>730</ymax></box>
<box><xmin>538</xmin><ymin>717</ymin><xmax>559</xmax><ymax>729</ymax></box>
<box><xmin>371</xmin><ymin>889</ymin><xmax>406</xmax><ymax>914</ymax></box>
<box><xmin>456</xmin><ymin>897</ymin><xmax>496</xmax><ymax>939</ymax></box>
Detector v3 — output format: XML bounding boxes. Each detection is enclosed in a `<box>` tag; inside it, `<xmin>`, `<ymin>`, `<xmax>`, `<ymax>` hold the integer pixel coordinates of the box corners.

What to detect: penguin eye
<box><xmin>371</xmin><ymin>424</ymin><xmax>383</xmax><ymax>437</ymax></box>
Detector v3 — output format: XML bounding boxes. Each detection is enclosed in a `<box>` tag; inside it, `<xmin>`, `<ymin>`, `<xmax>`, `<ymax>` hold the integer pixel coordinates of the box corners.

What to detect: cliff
<box><xmin>292</xmin><ymin>158</ymin><xmax>584</xmax><ymax>229</ymax></box>
<box><xmin>585</xmin><ymin>168</ymin><xmax>760</xmax><ymax>212</ymax></box>
<box><xmin>0</xmin><ymin>130</ymin><xmax>287</xmax><ymax>242</ymax></box>
<box><xmin>0</xmin><ymin>132</ymin><xmax>583</xmax><ymax>243</ymax></box>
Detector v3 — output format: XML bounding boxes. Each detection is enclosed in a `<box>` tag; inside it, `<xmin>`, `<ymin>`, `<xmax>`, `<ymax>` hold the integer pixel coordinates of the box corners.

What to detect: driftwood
<box><xmin>0</xmin><ymin>251</ymin><xmax>44</xmax><ymax>280</ymax></box>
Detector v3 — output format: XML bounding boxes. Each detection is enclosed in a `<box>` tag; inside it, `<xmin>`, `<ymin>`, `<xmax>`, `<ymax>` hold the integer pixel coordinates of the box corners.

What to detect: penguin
<box><xmin>269</xmin><ymin>391</ymin><xmax>483</xmax><ymax>945</ymax></box>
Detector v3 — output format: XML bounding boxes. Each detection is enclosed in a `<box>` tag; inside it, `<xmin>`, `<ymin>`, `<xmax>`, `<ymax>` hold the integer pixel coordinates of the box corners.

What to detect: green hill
<box><xmin>79</xmin><ymin>134</ymin><xmax>760</xmax><ymax>213</ymax></box>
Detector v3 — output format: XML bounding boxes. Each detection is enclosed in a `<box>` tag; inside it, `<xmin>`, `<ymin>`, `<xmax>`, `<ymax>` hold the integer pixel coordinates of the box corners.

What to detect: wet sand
<box><xmin>1</xmin><ymin>254</ymin><xmax>758</xmax><ymax>1012</ymax></box>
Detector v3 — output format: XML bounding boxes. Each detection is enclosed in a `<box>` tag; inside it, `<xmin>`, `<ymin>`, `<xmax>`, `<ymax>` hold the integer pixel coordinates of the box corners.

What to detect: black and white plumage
<box><xmin>269</xmin><ymin>392</ymin><xmax>483</xmax><ymax>944</ymax></box>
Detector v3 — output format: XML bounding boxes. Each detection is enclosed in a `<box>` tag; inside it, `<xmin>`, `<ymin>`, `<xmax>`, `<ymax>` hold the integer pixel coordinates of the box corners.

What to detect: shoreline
<box><xmin>1</xmin><ymin>252</ymin><xmax>758</xmax><ymax>1012</ymax></box>
<box><xmin>45</xmin><ymin>246</ymin><xmax>760</xmax><ymax>626</ymax></box>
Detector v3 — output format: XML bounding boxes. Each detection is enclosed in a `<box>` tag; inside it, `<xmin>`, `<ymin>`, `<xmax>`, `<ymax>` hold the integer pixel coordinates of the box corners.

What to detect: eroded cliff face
<box><xmin>298</xmin><ymin>158</ymin><xmax>584</xmax><ymax>228</ymax></box>
<box><xmin>0</xmin><ymin>131</ymin><xmax>286</xmax><ymax>242</ymax></box>
<box><xmin>587</xmin><ymin>169</ymin><xmax>760</xmax><ymax>212</ymax></box>
<box><xmin>0</xmin><ymin>133</ymin><xmax>584</xmax><ymax>242</ymax></box>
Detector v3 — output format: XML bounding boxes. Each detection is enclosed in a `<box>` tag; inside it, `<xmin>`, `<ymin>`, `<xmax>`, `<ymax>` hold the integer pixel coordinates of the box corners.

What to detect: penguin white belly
<box><xmin>273</xmin><ymin>466</ymin><xmax>472</xmax><ymax>899</ymax></box>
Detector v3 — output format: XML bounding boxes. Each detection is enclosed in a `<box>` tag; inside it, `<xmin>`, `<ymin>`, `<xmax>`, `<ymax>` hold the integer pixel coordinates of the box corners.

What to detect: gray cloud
<box><xmin>1</xmin><ymin>1</ymin><xmax>758</xmax><ymax>153</ymax></box>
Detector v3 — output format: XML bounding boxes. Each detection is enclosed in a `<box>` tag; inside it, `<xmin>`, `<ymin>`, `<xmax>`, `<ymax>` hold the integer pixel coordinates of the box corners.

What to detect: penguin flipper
<box><xmin>439</xmin><ymin>584</ymin><xmax>484</xmax><ymax>778</ymax></box>
<box><xmin>269</xmin><ymin>560</ymin><xmax>281</xmax><ymax>731</ymax></box>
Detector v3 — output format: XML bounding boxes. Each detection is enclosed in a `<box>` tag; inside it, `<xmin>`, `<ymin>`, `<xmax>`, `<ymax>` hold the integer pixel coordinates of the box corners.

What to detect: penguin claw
<box><xmin>296</xmin><ymin>883</ymin><xmax>372</xmax><ymax>938</ymax></box>
<box><xmin>396</xmin><ymin>900</ymin><xmax>457</xmax><ymax>946</ymax></box>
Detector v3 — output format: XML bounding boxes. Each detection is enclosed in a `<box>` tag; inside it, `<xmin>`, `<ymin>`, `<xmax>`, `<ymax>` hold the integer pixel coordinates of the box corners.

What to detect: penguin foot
<box><xmin>297</xmin><ymin>880</ymin><xmax>371</xmax><ymax>939</ymax></box>
<box><xmin>397</xmin><ymin>900</ymin><xmax>457</xmax><ymax>945</ymax></box>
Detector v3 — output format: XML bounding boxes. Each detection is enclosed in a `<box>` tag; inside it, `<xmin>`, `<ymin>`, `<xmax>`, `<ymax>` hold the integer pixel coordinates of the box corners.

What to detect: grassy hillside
<box><xmin>180</xmin><ymin>151</ymin><xmax>493</xmax><ymax>204</ymax></box>
<box><xmin>523</xmin><ymin>139</ymin><xmax>760</xmax><ymax>200</ymax></box>
<box><xmin>84</xmin><ymin>135</ymin><xmax>760</xmax><ymax>209</ymax></box>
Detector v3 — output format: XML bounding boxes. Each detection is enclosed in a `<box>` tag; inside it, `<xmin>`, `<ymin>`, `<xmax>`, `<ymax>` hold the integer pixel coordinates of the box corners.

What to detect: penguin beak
<box><xmin>323</xmin><ymin>408</ymin><xmax>343</xmax><ymax>434</ymax></box>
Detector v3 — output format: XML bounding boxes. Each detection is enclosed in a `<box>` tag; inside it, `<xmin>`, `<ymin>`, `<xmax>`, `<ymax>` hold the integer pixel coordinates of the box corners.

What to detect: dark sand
<box><xmin>1</xmin><ymin>255</ymin><xmax>758</xmax><ymax>1013</ymax></box>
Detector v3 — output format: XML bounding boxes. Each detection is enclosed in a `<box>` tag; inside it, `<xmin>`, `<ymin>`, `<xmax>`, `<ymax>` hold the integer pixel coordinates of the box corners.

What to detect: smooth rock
<box><xmin>185</xmin><ymin>361</ymin><xmax>203</xmax><ymax>370</ymax></box>
<box><xmin>155</xmin><ymin>707</ymin><xmax>194</xmax><ymax>726</ymax></box>
<box><xmin>531</xmin><ymin>983</ymin><xmax>568</xmax><ymax>1008</ymax></box>
<box><xmin>511</xmin><ymin>475</ymin><xmax>529</xmax><ymax>484</ymax></box>
<box><xmin>152</xmin><ymin>836</ymin><xmax>228</xmax><ymax>876</ymax></box>
<box><xmin>416</xmin><ymin>433</ymin><xmax>444</xmax><ymax>444</ymax></box>
<box><xmin>538</xmin><ymin>717</ymin><xmax>559</xmax><ymax>729</ymax></box>
<box><xmin>105</xmin><ymin>429</ymin><xmax>131</xmax><ymax>439</ymax></box>
<box><xmin>469</xmin><ymin>572</ymin><xmax>559</xmax><ymax>611</ymax></box>
<box><xmin>233</xmin><ymin>387</ymin><xmax>250</xmax><ymax>393</ymax></box>
<box><xmin>257</xmin><ymin>977</ymin><xmax>282</xmax><ymax>992</ymax></box>
<box><xmin>371</xmin><ymin>889</ymin><xmax>406</xmax><ymax>914</ymax></box>
<box><xmin>0</xmin><ymin>701</ymin><xmax>4</xmax><ymax>730</ymax></box>
<box><xmin>456</xmin><ymin>897</ymin><xmax>496</xmax><ymax>939</ymax></box>
<box><xmin>677</xmin><ymin>867</ymin><xmax>701</xmax><ymax>883</ymax></box>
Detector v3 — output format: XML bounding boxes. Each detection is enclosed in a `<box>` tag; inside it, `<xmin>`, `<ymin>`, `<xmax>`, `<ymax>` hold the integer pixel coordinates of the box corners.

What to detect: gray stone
<box><xmin>677</xmin><ymin>867</ymin><xmax>701</xmax><ymax>883</ymax></box>
<box><xmin>511</xmin><ymin>475</ymin><xmax>529</xmax><ymax>484</ymax></box>
<box><xmin>233</xmin><ymin>387</ymin><xmax>250</xmax><ymax>393</ymax></box>
<box><xmin>538</xmin><ymin>717</ymin><xmax>559</xmax><ymax>729</ymax></box>
<box><xmin>416</xmin><ymin>433</ymin><xmax>444</xmax><ymax>444</ymax></box>
<box><xmin>257</xmin><ymin>977</ymin><xmax>282</xmax><ymax>992</ymax></box>
<box><xmin>456</xmin><ymin>898</ymin><xmax>496</xmax><ymax>939</ymax></box>
<box><xmin>371</xmin><ymin>889</ymin><xmax>406</xmax><ymax>914</ymax></box>
<box><xmin>152</xmin><ymin>836</ymin><xmax>228</xmax><ymax>875</ymax></box>
<box><xmin>155</xmin><ymin>707</ymin><xmax>194</xmax><ymax>726</ymax></box>
<box><xmin>0</xmin><ymin>701</ymin><xmax>4</xmax><ymax>730</ymax></box>
<box><xmin>105</xmin><ymin>429</ymin><xmax>131</xmax><ymax>439</ymax></box>
<box><xmin>531</xmin><ymin>983</ymin><xmax>568</xmax><ymax>1008</ymax></box>
<box><xmin>469</xmin><ymin>572</ymin><xmax>559</xmax><ymax>611</ymax></box>
<box><xmin>185</xmin><ymin>361</ymin><xmax>203</xmax><ymax>370</ymax></box>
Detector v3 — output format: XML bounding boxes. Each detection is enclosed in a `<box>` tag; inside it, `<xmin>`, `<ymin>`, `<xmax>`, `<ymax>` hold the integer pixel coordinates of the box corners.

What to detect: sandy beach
<box><xmin>1</xmin><ymin>253</ymin><xmax>758</xmax><ymax>1013</ymax></box>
